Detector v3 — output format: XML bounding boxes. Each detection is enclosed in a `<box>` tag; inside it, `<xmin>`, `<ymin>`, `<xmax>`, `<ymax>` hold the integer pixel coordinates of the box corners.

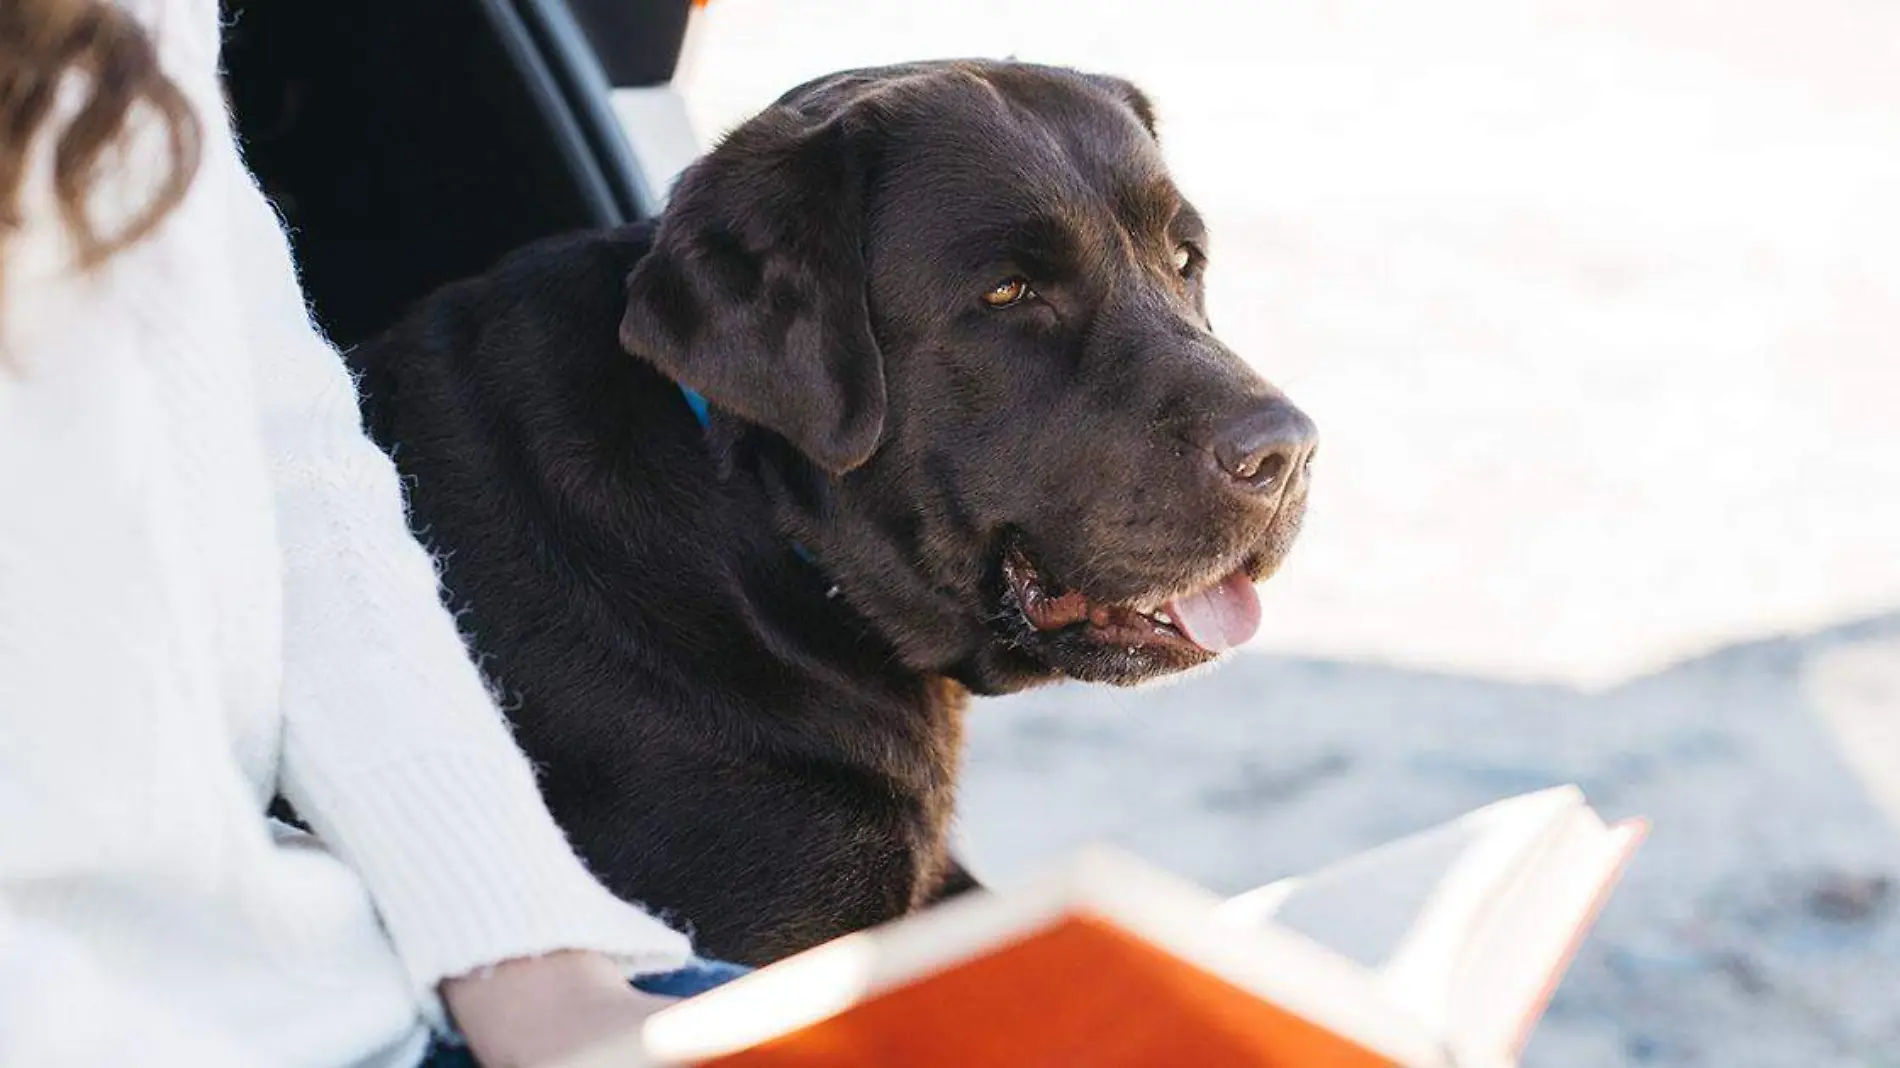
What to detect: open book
<box><xmin>564</xmin><ymin>786</ymin><xmax>1645</xmax><ymax>1068</ymax></box>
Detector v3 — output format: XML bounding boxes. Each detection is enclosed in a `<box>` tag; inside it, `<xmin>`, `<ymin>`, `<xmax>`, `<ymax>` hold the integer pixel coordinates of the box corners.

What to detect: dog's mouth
<box><xmin>1001</xmin><ymin>545</ymin><xmax>1263</xmax><ymax>658</ymax></box>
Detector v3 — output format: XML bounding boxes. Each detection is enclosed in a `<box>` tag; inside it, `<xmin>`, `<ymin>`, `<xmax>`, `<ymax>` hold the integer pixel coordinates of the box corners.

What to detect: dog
<box><xmin>348</xmin><ymin>60</ymin><xmax>1318</xmax><ymax>966</ymax></box>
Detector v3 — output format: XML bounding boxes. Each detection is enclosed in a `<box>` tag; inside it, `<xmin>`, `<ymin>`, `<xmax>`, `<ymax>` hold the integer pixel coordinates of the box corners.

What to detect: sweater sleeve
<box><xmin>219</xmin><ymin>119</ymin><xmax>691</xmax><ymax>1005</ymax></box>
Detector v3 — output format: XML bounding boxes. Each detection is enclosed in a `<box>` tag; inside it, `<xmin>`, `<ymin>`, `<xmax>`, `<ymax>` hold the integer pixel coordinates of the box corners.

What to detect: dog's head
<box><xmin>621</xmin><ymin>61</ymin><xmax>1316</xmax><ymax>693</ymax></box>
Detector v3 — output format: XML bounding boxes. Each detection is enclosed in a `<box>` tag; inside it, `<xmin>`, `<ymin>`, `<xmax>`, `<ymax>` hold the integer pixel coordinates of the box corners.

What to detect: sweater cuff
<box><xmin>299</xmin><ymin>750</ymin><xmax>693</xmax><ymax>1029</ymax></box>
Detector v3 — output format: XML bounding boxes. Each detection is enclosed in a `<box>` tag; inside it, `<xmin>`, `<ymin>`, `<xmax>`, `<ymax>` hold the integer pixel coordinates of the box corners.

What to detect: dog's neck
<box><xmin>690</xmin><ymin>399</ymin><xmax>1051</xmax><ymax>698</ymax></box>
<box><xmin>681</xmin><ymin>382</ymin><xmax>824</xmax><ymax>570</ymax></box>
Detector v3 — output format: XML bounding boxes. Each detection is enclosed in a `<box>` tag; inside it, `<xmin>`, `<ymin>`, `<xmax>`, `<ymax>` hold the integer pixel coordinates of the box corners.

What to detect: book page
<box><xmin>1228</xmin><ymin>788</ymin><xmax>1643</xmax><ymax>1065</ymax></box>
<box><xmin>1375</xmin><ymin>788</ymin><xmax>1586</xmax><ymax>1028</ymax></box>
<box><xmin>1222</xmin><ymin>788</ymin><xmax>1584</xmax><ymax>987</ymax></box>
<box><xmin>1447</xmin><ymin>817</ymin><xmax>1648</xmax><ymax>1061</ymax></box>
<box><xmin>1224</xmin><ymin>815</ymin><xmax>1494</xmax><ymax>971</ymax></box>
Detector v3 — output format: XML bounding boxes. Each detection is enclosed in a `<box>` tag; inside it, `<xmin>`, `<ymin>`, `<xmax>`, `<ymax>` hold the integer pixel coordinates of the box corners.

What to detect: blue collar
<box><xmin>679</xmin><ymin>384</ymin><xmax>713</xmax><ymax>429</ymax></box>
<box><xmin>678</xmin><ymin>384</ymin><xmax>819</xmax><ymax>569</ymax></box>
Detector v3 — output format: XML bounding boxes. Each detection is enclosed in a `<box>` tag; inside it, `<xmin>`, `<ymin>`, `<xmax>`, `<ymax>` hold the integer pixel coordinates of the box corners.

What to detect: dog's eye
<box><xmin>982</xmin><ymin>278</ymin><xmax>1033</xmax><ymax>308</ymax></box>
<box><xmin>1173</xmin><ymin>243</ymin><xmax>1204</xmax><ymax>277</ymax></box>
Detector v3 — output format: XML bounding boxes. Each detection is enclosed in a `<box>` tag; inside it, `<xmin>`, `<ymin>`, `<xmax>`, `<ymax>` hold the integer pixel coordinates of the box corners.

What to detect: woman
<box><xmin>0</xmin><ymin>1</ymin><xmax>715</xmax><ymax>1064</ymax></box>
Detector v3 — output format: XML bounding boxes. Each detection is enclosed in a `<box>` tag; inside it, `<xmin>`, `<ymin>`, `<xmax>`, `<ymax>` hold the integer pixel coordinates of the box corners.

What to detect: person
<box><xmin>0</xmin><ymin>1</ymin><xmax>726</xmax><ymax>1063</ymax></box>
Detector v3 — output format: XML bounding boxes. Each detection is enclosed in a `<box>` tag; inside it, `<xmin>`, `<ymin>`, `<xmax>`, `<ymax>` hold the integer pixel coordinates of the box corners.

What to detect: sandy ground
<box><xmin>680</xmin><ymin>3</ymin><xmax>1900</xmax><ymax>1064</ymax></box>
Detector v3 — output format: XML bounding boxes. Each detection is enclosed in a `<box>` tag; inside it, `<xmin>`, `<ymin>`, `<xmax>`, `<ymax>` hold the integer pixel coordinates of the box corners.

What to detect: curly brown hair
<box><xmin>1</xmin><ymin>0</ymin><xmax>202</xmax><ymax>331</ymax></box>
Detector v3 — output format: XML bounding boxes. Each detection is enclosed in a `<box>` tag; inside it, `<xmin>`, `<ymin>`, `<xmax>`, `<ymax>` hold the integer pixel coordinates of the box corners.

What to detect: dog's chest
<box><xmin>899</xmin><ymin>677</ymin><xmax>969</xmax><ymax>901</ymax></box>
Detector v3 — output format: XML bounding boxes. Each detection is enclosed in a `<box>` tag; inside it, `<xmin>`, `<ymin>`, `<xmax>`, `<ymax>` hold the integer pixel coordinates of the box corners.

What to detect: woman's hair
<box><xmin>0</xmin><ymin>0</ymin><xmax>201</xmax><ymax>312</ymax></box>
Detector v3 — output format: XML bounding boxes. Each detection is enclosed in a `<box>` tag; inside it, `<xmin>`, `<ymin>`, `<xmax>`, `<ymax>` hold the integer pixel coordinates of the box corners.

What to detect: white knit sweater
<box><xmin>0</xmin><ymin>2</ymin><xmax>691</xmax><ymax>1065</ymax></box>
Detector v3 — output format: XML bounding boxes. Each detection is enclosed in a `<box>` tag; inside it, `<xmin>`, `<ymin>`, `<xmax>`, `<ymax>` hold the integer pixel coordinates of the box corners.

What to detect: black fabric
<box><xmin>222</xmin><ymin>0</ymin><xmax>656</xmax><ymax>348</ymax></box>
<box><xmin>566</xmin><ymin>0</ymin><xmax>693</xmax><ymax>87</ymax></box>
<box><xmin>513</xmin><ymin>0</ymin><xmax>660</xmax><ymax>219</ymax></box>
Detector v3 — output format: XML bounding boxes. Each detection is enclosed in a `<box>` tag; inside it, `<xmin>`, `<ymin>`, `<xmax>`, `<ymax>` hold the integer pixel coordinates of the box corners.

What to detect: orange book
<box><xmin>559</xmin><ymin>787</ymin><xmax>1644</xmax><ymax>1068</ymax></box>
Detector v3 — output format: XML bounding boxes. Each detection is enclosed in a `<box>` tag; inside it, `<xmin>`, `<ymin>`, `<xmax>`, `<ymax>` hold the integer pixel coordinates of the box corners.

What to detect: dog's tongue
<box><xmin>1165</xmin><ymin>571</ymin><xmax>1262</xmax><ymax>654</ymax></box>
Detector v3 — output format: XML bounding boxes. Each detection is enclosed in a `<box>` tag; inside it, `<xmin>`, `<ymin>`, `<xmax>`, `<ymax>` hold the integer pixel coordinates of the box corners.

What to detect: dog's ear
<box><xmin>1082</xmin><ymin>74</ymin><xmax>1159</xmax><ymax>139</ymax></box>
<box><xmin>620</xmin><ymin>102</ymin><xmax>884</xmax><ymax>476</ymax></box>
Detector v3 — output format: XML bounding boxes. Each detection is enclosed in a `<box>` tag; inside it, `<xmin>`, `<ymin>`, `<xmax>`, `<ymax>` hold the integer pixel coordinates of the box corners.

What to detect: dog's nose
<box><xmin>1209</xmin><ymin>400</ymin><xmax>1318</xmax><ymax>495</ymax></box>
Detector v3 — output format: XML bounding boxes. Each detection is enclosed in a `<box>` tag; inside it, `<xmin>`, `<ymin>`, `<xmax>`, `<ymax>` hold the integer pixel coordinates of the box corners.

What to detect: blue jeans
<box><xmin>419</xmin><ymin>958</ymin><xmax>749</xmax><ymax>1067</ymax></box>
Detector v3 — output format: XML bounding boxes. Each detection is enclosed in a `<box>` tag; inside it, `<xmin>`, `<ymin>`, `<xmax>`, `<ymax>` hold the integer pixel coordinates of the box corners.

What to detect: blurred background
<box><xmin>676</xmin><ymin>2</ymin><xmax>1900</xmax><ymax>1064</ymax></box>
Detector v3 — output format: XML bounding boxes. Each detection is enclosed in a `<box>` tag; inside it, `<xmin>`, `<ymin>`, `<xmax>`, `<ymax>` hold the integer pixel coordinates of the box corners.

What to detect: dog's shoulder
<box><xmin>347</xmin><ymin>222</ymin><xmax>660</xmax><ymax>438</ymax></box>
<box><xmin>357</xmin><ymin>222</ymin><xmax>657</xmax><ymax>359</ymax></box>
<box><xmin>485</xmin><ymin>221</ymin><xmax>660</xmax><ymax>300</ymax></box>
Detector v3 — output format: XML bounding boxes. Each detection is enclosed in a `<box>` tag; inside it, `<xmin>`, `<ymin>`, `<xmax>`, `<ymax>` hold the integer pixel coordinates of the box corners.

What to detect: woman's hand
<box><xmin>441</xmin><ymin>949</ymin><xmax>676</xmax><ymax>1068</ymax></box>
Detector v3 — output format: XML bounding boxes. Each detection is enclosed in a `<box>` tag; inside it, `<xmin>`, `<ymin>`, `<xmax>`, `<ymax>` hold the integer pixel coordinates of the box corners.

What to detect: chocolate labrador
<box><xmin>348</xmin><ymin>60</ymin><xmax>1317</xmax><ymax>965</ymax></box>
